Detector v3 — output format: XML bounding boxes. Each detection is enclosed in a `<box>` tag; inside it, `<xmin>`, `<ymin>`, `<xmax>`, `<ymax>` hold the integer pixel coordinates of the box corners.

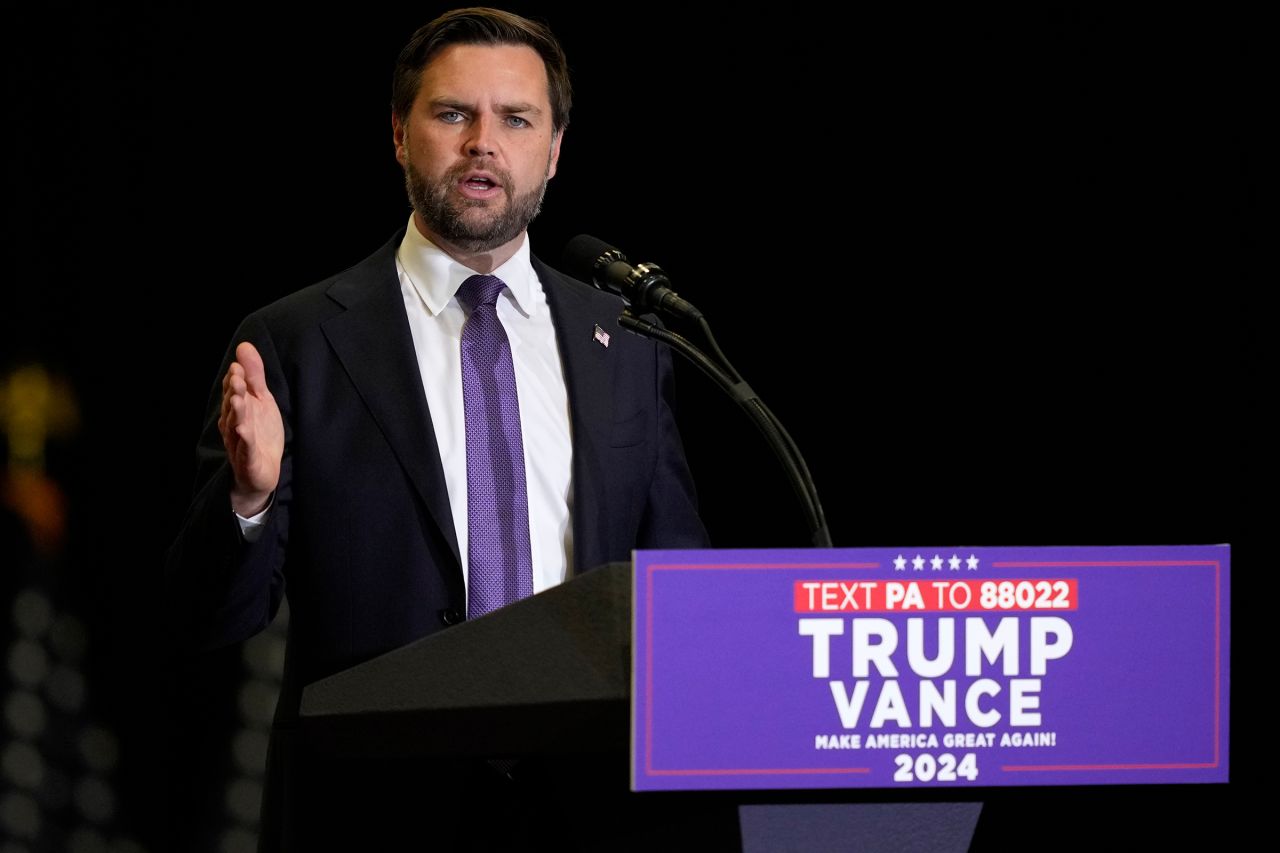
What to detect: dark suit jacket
<box><xmin>165</xmin><ymin>229</ymin><xmax>708</xmax><ymax>850</ymax></box>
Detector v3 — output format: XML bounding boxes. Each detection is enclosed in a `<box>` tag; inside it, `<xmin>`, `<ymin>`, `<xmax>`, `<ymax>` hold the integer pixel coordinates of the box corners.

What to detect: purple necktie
<box><xmin>457</xmin><ymin>274</ymin><xmax>533</xmax><ymax>620</ymax></box>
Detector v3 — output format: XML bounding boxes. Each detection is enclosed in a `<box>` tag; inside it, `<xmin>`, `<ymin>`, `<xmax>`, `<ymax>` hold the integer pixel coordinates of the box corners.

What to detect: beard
<box><xmin>404</xmin><ymin>157</ymin><xmax>550</xmax><ymax>255</ymax></box>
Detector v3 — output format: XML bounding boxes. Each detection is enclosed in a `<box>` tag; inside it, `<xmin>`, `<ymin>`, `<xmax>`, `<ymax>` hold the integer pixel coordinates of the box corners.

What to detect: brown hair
<box><xmin>392</xmin><ymin>7</ymin><xmax>572</xmax><ymax>133</ymax></box>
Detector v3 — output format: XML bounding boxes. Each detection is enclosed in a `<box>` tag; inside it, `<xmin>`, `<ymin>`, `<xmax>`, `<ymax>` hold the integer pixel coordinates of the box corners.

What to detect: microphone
<box><xmin>562</xmin><ymin>234</ymin><xmax>702</xmax><ymax>320</ymax></box>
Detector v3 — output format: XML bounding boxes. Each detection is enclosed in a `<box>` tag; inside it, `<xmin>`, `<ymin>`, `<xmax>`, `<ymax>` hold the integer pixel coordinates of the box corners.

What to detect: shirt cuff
<box><xmin>234</xmin><ymin>497</ymin><xmax>273</xmax><ymax>543</ymax></box>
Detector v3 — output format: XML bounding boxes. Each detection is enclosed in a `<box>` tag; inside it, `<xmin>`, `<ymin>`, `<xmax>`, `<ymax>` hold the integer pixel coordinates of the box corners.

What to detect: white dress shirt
<box><xmin>395</xmin><ymin>215</ymin><xmax>574</xmax><ymax>600</ymax></box>
<box><xmin>240</xmin><ymin>215</ymin><xmax>574</xmax><ymax>606</ymax></box>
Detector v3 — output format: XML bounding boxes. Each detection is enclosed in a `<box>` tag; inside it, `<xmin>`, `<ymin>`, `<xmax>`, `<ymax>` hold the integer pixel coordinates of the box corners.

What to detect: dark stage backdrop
<box><xmin>3</xmin><ymin>4</ymin><xmax>1254</xmax><ymax>851</ymax></box>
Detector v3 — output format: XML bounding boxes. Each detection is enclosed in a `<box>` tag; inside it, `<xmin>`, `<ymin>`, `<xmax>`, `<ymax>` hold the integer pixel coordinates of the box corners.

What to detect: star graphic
<box><xmin>949</xmin><ymin>554</ymin><xmax>961</xmax><ymax>571</ymax></box>
<box><xmin>912</xmin><ymin>555</ymin><xmax>925</xmax><ymax>571</ymax></box>
<box><xmin>893</xmin><ymin>555</ymin><xmax>907</xmax><ymax>571</ymax></box>
<box><xmin>966</xmin><ymin>554</ymin><xmax>980</xmax><ymax>570</ymax></box>
<box><xmin>930</xmin><ymin>555</ymin><xmax>943</xmax><ymax>571</ymax></box>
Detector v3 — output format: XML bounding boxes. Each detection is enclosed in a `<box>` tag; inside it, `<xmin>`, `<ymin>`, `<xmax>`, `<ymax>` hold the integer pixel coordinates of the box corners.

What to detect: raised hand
<box><xmin>218</xmin><ymin>341</ymin><xmax>284</xmax><ymax>517</ymax></box>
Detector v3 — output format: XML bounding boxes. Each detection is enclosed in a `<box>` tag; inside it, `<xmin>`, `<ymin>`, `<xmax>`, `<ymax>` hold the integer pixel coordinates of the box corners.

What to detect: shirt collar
<box><xmin>396</xmin><ymin>213</ymin><xmax>538</xmax><ymax>318</ymax></box>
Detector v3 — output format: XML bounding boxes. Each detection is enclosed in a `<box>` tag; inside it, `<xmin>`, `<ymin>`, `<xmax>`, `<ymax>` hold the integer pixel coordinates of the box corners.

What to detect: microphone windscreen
<box><xmin>561</xmin><ymin>234</ymin><xmax>615</xmax><ymax>284</ymax></box>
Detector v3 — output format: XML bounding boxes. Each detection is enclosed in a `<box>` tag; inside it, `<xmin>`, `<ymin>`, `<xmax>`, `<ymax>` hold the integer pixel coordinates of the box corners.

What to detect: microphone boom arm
<box><xmin>619</xmin><ymin>311</ymin><xmax>832</xmax><ymax>548</ymax></box>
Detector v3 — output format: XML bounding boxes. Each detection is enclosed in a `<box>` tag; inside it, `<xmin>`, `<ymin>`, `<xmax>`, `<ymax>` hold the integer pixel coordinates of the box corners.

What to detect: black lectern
<box><xmin>300</xmin><ymin>561</ymin><xmax>632</xmax><ymax>759</ymax></box>
<box><xmin>299</xmin><ymin>563</ymin><xmax>979</xmax><ymax>852</ymax></box>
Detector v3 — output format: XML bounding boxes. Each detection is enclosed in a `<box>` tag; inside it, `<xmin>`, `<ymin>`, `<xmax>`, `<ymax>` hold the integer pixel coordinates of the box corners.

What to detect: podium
<box><xmin>300</xmin><ymin>563</ymin><xmax>980</xmax><ymax>852</ymax></box>
<box><xmin>300</xmin><ymin>561</ymin><xmax>632</xmax><ymax>759</ymax></box>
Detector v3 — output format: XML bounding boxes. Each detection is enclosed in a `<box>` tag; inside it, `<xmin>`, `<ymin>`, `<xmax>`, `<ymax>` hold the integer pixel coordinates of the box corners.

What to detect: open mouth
<box><xmin>461</xmin><ymin>171</ymin><xmax>502</xmax><ymax>192</ymax></box>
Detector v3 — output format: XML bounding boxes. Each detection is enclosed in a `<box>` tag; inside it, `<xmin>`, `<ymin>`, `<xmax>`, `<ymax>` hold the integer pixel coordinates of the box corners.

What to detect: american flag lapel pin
<box><xmin>592</xmin><ymin>323</ymin><xmax>611</xmax><ymax>348</ymax></box>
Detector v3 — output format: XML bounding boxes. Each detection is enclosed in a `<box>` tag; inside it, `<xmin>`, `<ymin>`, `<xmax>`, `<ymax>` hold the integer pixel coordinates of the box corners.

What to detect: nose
<box><xmin>465</xmin><ymin>114</ymin><xmax>498</xmax><ymax>158</ymax></box>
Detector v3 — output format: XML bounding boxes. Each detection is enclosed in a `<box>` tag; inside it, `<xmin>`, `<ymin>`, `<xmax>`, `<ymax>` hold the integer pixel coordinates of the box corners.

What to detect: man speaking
<box><xmin>166</xmin><ymin>8</ymin><xmax>710</xmax><ymax>850</ymax></box>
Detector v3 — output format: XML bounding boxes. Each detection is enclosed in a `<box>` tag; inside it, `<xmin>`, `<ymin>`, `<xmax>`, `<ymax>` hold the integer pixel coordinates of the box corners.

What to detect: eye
<box><xmin>505</xmin><ymin>115</ymin><xmax>530</xmax><ymax>128</ymax></box>
<box><xmin>438</xmin><ymin>111</ymin><xmax>465</xmax><ymax>124</ymax></box>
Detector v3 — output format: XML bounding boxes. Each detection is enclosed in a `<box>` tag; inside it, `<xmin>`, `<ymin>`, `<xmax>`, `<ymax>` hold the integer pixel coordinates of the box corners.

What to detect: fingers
<box><xmin>219</xmin><ymin>341</ymin><xmax>265</xmax><ymax>425</ymax></box>
<box><xmin>235</xmin><ymin>342</ymin><xmax>269</xmax><ymax>396</ymax></box>
<box><xmin>219</xmin><ymin>347</ymin><xmax>256</xmax><ymax>452</ymax></box>
<box><xmin>216</xmin><ymin>340</ymin><xmax>285</xmax><ymax>499</ymax></box>
<box><xmin>219</xmin><ymin>362</ymin><xmax>245</xmax><ymax>433</ymax></box>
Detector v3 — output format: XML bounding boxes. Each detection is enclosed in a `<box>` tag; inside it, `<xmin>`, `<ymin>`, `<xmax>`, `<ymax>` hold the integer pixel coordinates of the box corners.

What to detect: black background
<box><xmin>3</xmin><ymin>3</ymin><xmax>1254</xmax><ymax>850</ymax></box>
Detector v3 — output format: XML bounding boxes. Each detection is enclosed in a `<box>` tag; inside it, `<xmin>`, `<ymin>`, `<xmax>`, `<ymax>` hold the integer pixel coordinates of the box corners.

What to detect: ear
<box><xmin>547</xmin><ymin>129</ymin><xmax>564</xmax><ymax>180</ymax></box>
<box><xmin>392</xmin><ymin>112</ymin><xmax>408</xmax><ymax>167</ymax></box>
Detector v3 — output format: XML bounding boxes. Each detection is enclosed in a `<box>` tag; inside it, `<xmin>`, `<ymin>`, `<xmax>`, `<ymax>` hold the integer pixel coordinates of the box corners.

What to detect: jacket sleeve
<box><xmin>164</xmin><ymin>312</ymin><xmax>292</xmax><ymax>652</ymax></box>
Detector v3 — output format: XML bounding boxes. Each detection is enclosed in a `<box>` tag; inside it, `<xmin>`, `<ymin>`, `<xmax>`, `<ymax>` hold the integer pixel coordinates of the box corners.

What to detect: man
<box><xmin>166</xmin><ymin>8</ymin><xmax>711</xmax><ymax>850</ymax></box>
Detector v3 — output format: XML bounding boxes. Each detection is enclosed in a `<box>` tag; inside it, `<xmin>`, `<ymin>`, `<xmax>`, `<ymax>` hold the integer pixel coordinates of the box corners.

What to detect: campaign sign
<box><xmin>631</xmin><ymin>545</ymin><xmax>1228</xmax><ymax>791</ymax></box>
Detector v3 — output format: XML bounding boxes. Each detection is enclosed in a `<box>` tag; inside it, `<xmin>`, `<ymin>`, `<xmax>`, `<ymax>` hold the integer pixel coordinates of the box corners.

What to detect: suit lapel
<box><xmin>311</xmin><ymin>243</ymin><xmax>617</xmax><ymax>582</ymax></box>
<box><xmin>320</xmin><ymin>233</ymin><xmax>462</xmax><ymax>572</ymax></box>
<box><xmin>536</xmin><ymin>256</ymin><xmax>618</xmax><ymax>577</ymax></box>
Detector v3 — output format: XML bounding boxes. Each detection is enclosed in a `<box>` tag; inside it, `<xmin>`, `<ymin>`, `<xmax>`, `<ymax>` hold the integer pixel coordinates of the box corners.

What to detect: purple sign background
<box><xmin>631</xmin><ymin>545</ymin><xmax>1229</xmax><ymax>790</ymax></box>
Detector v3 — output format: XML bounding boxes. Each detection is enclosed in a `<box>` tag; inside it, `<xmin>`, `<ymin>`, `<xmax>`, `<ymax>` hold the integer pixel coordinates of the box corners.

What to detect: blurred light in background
<box><xmin>2</xmin><ymin>363</ymin><xmax>145</xmax><ymax>850</ymax></box>
<box><xmin>219</xmin><ymin>604</ymin><xmax>287</xmax><ymax>852</ymax></box>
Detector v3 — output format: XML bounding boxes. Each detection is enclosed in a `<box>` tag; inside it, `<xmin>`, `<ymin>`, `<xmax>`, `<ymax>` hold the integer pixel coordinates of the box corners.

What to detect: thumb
<box><xmin>235</xmin><ymin>342</ymin><xmax>269</xmax><ymax>395</ymax></box>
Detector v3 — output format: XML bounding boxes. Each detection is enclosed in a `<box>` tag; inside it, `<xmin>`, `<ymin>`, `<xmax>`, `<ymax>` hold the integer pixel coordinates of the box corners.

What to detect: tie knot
<box><xmin>457</xmin><ymin>274</ymin><xmax>507</xmax><ymax>311</ymax></box>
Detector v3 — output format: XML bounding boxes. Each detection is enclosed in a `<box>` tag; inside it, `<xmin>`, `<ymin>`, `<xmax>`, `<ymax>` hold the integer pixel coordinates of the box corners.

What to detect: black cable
<box><xmin>620</xmin><ymin>312</ymin><xmax>830</xmax><ymax>547</ymax></box>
